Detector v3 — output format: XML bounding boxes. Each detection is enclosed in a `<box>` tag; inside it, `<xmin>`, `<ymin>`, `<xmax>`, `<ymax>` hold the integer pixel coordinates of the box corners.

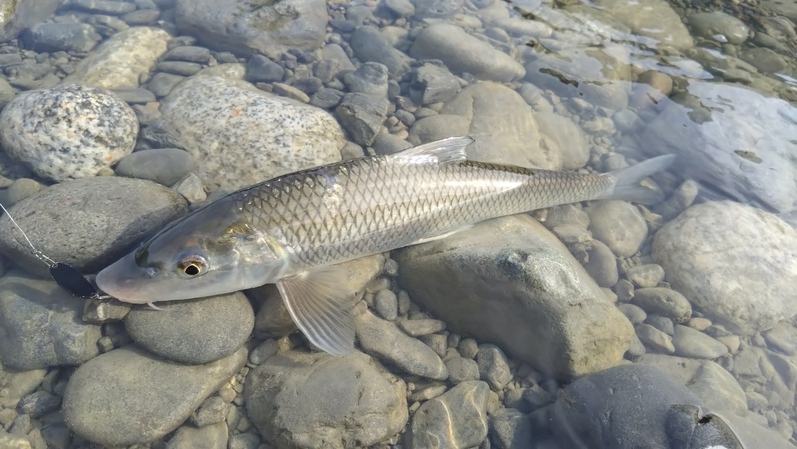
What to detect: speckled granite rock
<box><xmin>64</xmin><ymin>27</ymin><xmax>170</xmax><ymax>89</ymax></box>
<box><xmin>0</xmin><ymin>84</ymin><xmax>138</xmax><ymax>181</ymax></box>
<box><xmin>159</xmin><ymin>76</ymin><xmax>346</xmax><ymax>192</ymax></box>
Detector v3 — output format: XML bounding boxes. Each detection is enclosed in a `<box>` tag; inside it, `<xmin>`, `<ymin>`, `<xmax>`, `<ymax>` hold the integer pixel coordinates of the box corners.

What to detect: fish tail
<box><xmin>597</xmin><ymin>154</ymin><xmax>676</xmax><ymax>204</ymax></box>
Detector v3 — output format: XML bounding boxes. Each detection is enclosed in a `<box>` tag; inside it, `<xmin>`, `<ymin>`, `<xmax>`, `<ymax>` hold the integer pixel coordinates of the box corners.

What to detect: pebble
<box><xmin>164</xmin><ymin>45</ymin><xmax>213</xmax><ymax>64</ymax></box>
<box><xmin>122</xmin><ymin>8</ymin><xmax>161</xmax><ymax>25</ymax></box>
<box><xmin>244</xmin><ymin>351</ymin><xmax>407</xmax><ymax>449</ymax></box>
<box><xmin>172</xmin><ymin>172</ymin><xmax>207</xmax><ymax>202</ymax></box>
<box><xmin>762</xmin><ymin>322</ymin><xmax>797</xmax><ymax>356</ymax></box>
<box><xmin>111</xmin><ymin>87</ymin><xmax>157</xmax><ymax>104</ymax></box>
<box><xmin>586</xmin><ymin>201</ymin><xmax>648</xmax><ymax>257</ymax></box>
<box><xmin>270</xmin><ymin>82</ymin><xmax>309</xmax><ymax>102</ymax></box>
<box><xmin>62</xmin><ymin>346</ymin><xmax>247</xmax><ymax>446</ymax></box>
<box><xmin>20</xmin><ymin>23</ymin><xmax>100</xmax><ymax>53</ymax></box>
<box><xmin>310</xmin><ymin>87</ymin><xmax>344</xmax><ymax>109</ymax></box>
<box><xmin>165</xmin><ymin>422</ymin><xmax>228</xmax><ymax>449</ymax></box>
<box><xmin>0</xmin><ymin>271</ymin><xmax>102</xmax><ymax>370</ymax></box>
<box><xmin>489</xmin><ymin>408</ymin><xmax>533</xmax><ymax>449</ymax></box>
<box><xmin>689</xmin><ymin>11</ymin><xmax>749</xmax><ymax>44</ymax></box>
<box><xmin>459</xmin><ymin>338</ymin><xmax>480</xmax><ymax>359</ymax></box>
<box><xmin>636</xmin><ymin>324</ymin><xmax>675</xmax><ymax>354</ymax></box>
<box><xmin>115</xmin><ymin>148</ymin><xmax>196</xmax><ymax>186</ymax></box>
<box><xmin>409</xmin><ymin>62</ymin><xmax>461</xmax><ymax>105</ymax></box>
<box><xmin>349</xmin><ymin>26</ymin><xmax>410</xmax><ymax>77</ymax></box>
<box><xmin>409</xmin><ymin>381</ymin><xmax>490</xmax><ymax>448</ymax></box>
<box><xmin>0</xmin><ymin>83</ymin><xmax>138</xmax><ymax>182</ymax></box>
<box><xmin>646</xmin><ymin>315</ymin><xmax>675</xmax><ymax>336</ymax></box>
<box><xmin>160</xmin><ymin>76</ymin><xmax>345</xmax><ymax>192</ymax></box>
<box><xmin>248</xmin><ymin>339</ymin><xmax>279</xmax><ymax>365</ymax></box>
<box><xmin>625</xmin><ymin>264</ymin><xmax>666</xmax><ymax>288</ymax></box>
<box><xmin>147</xmin><ymin>72</ymin><xmax>186</xmax><ymax>97</ymax></box>
<box><xmin>157</xmin><ymin>61</ymin><xmax>202</xmax><ymax>76</ymax></box>
<box><xmin>191</xmin><ymin>396</ymin><xmax>229</xmax><ymax>427</ymax></box>
<box><xmin>398</xmin><ymin>318</ymin><xmax>447</xmax><ymax>337</ymax></box>
<box><xmin>344</xmin><ymin>62</ymin><xmax>389</xmax><ymax>97</ymax></box>
<box><xmin>356</xmin><ymin>310</ymin><xmax>449</xmax><ymax>380</ymax></box>
<box><xmin>617</xmin><ymin>303</ymin><xmax>647</xmax><ymax>325</ymax></box>
<box><xmin>17</xmin><ymin>391</ymin><xmax>61</xmax><ymax>418</ymax></box>
<box><xmin>373</xmin><ymin>289</ymin><xmax>398</xmax><ymax>320</ymax></box>
<box><xmin>631</xmin><ymin>287</ymin><xmax>692</xmax><ymax>323</ymax></box>
<box><xmin>446</xmin><ymin>356</ymin><xmax>481</xmax><ymax>384</ymax></box>
<box><xmin>476</xmin><ymin>344</ymin><xmax>513</xmax><ymax>390</ymax></box>
<box><xmin>672</xmin><ymin>325</ymin><xmax>729</xmax><ymax>359</ymax></box>
<box><xmin>125</xmin><ymin>292</ymin><xmax>254</xmax><ymax>364</ymax></box>
<box><xmin>581</xmin><ymin>239</ymin><xmax>619</xmax><ymax>288</ymax></box>
<box><xmin>687</xmin><ymin>317</ymin><xmax>712</xmax><ymax>331</ymax></box>
<box><xmin>5</xmin><ymin>178</ymin><xmax>43</xmax><ymax>206</ymax></box>
<box><xmin>0</xmin><ymin>177</ymin><xmax>187</xmax><ymax>277</ymax></box>
<box><xmin>335</xmin><ymin>92</ymin><xmax>390</xmax><ymax>146</ymax></box>
<box><xmin>227</xmin><ymin>432</ymin><xmax>260</xmax><ymax>449</ymax></box>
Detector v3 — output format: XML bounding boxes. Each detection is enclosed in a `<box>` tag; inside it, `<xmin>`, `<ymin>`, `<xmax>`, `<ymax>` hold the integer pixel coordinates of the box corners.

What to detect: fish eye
<box><xmin>177</xmin><ymin>254</ymin><xmax>207</xmax><ymax>277</ymax></box>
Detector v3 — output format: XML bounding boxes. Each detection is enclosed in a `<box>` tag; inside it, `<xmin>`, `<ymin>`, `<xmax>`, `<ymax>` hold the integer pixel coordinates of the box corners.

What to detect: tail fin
<box><xmin>597</xmin><ymin>154</ymin><xmax>676</xmax><ymax>204</ymax></box>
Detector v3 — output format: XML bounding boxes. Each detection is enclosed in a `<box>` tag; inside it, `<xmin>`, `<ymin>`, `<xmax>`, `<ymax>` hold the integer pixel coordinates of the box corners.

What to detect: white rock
<box><xmin>0</xmin><ymin>84</ymin><xmax>137</xmax><ymax>181</ymax></box>
<box><xmin>653</xmin><ymin>201</ymin><xmax>797</xmax><ymax>335</ymax></box>
<box><xmin>159</xmin><ymin>76</ymin><xmax>346</xmax><ymax>192</ymax></box>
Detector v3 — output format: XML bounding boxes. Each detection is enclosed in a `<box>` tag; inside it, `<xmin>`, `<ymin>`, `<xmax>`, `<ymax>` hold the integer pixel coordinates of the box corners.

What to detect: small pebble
<box><xmin>617</xmin><ymin>303</ymin><xmax>647</xmax><ymax>325</ymax></box>
<box><xmin>17</xmin><ymin>391</ymin><xmax>61</xmax><ymax>418</ymax></box>
<box><xmin>645</xmin><ymin>315</ymin><xmax>675</xmax><ymax>336</ymax></box>
<box><xmin>191</xmin><ymin>396</ymin><xmax>229</xmax><ymax>427</ymax></box>
<box><xmin>687</xmin><ymin>317</ymin><xmax>712</xmax><ymax>331</ymax></box>
<box><xmin>445</xmin><ymin>356</ymin><xmax>480</xmax><ymax>384</ymax></box>
<box><xmin>249</xmin><ymin>339</ymin><xmax>279</xmax><ymax>365</ymax></box>
<box><xmin>458</xmin><ymin>338</ymin><xmax>479</xmax><ymax>359</ymax></box>
<box><xmin>625</xmin><ymin>264</ymin><xmax>665</xmax><ymax>288</ymax></box>
<box><xmin>374</xmin><ymin>289</ymin><xmax>398</xmax><ymax>320</ymax></box>
<box><xmin>635</xmin><ymin>324</ymin><xmax>675</xmax><ymax>354</ymax></box>
<box><xmin>409</xmin><ymin>385</ymin><xmax>447</xmax><ymax>401</ymax></box>
<box><xmin>398</xmin><ymin>318</ymin><xmax>447</xmax><ymax>337</ymax></box>
<box><xmin>272</xmin><ymin>83</ymin><xmax>310</xmax><ymax>102</ymax></box>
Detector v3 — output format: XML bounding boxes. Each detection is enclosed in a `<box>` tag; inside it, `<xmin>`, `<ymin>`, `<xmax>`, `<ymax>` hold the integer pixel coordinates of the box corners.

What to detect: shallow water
<box><xmin>0</xmin><ymin>0</ymin><xmax>796</xmax><ymax>447</ymax></box>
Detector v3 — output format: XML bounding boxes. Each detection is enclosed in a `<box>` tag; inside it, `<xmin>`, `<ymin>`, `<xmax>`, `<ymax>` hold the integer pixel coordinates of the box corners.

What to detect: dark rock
<box><xmin>409</xmin><ymin>62</ymin><xmax>461</xmax><ymax>105</ymax></box>
<box><xmin>490</xmin><ymin>408</ymin><xmax>532</xmax><ymax>449</ymax></box>
<box><xmin>112</xmin><ymin>87</ymin><xmax>157</xmax><ymax>104</ymax></box>
<box><xmin>289</xmin><ymin>76</ymin><xmax>322</xmax><ymax>95</ymax></box>
<box><xmin>115</xmin><ymin>148</ymin><xmax>196</xmax><ymax>186</ymax></box>
<box><xmin>17</xmin><ymin>390</ymin><xmax>61</xmax><ymax>418</ymax></box>
<box><xmin>20</xmin><ymin>23</ymin><xmax>100</xmax><ymax>53</ymax></box>
<box><xmin>163</xmin><ymin>45</ymin><xmax>212</xmax><ymax>64</ymax></box>
<box><xmin>156</xmin><ymin>61</ymin><xmax>202</xmax><ymax>76</ymax></box>
<box><xmin>335</xmin><ymin>92</ymin><xmax>390</xmax><ymax>146</ymax></box>
<box><xmin>245</xmin><ymin>55</ymin><xmax>284</xmax><ymax>83</ymax></box>
<box><xmin>343</xmin><ymin>62</ymin><xmax>389</xmax><ymax>97</ymax></box>
<box><xmin>310</xmin><ymin>87</ymin><xmax>344</xmax><ymax>109</ymax></box>
<box><xmin>146</xmin><ymin>72</ymin><xmax>185</xmax><ymax>97</ymax></box>
<box><xmin>350</xmin><ymin>26</ymin><xmax>410</xmax><ymax>77</ymax></box>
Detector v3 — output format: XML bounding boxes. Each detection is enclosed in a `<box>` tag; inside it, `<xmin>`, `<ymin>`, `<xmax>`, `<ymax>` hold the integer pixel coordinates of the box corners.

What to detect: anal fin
<box><xmin>276</xmin><ymin>265</ymin><xmax>355</xmax><ymax>356</ymax></box>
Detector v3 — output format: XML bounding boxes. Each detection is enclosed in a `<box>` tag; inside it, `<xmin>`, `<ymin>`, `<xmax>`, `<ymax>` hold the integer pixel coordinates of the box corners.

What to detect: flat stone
<box><xmin>409</xmin><ymin>62</ymin><xmax>461</xmax><ymax>105</ymax></box>
<box><xmin>163</xmin><ymin>46</ymin><xmax>213</xmax><ymax>64</ymax></box>
<box><xmin>350</xmin><ymin>26</ymin><xmax>410</xmax><ymax>78</ymax></box>
<box><xmin>398</xmin><ymin>318</ymin><xmax>447</xmax><ymax>337</ymax></box>
<box><xmin>672</xmin><ymin>325</ymin><xmax>729</xmax><ymax>359</ymax></box>
<box><xmin>446</xmin><ymin>356</ymin><xmax>480</xmax><ymax>384</ymax></box>
<box><xmin>586</xmin><ymin>201</ymin><xmax>648</xmax><ymax>257</ymax></box>
<box><xmin>636</xmin><ymin>323</ymin><xmax>675</xmax><ymax>354</ymax></box>
<box><xmin>0</xmin><ymin>0</ymin><xmax>61</xmax><ymax>42</ymax></box>
<box><xmin>335</xmin><ymin>92</ymin><xmax>389</xmax><ymax>146</ymax></box>
<box><xmin>632</xmin><ymin>288</ymin><xmax>692</xmax><ymax>323</ymax></box>
<box><xmin>20</xmin><ymin>23</ymin><xmax>101</xmax><ymax>53</ymax></box>
<box><xmin>115</xmin><ymin>148</ymin><xmax>196</xmax><ymax>186</ymax></box>
<box><xmin>62</xmin><ymin>345</ymin><xmax>247</xmax><ymax>446</ymax></box>
<box><xmin>689</xmin><ymin>11</ymin><xmax>749</xmax><ymax>44</ymax></box>
<box><xmin>165</xmin><ymin>422</ymin><xmax>228</xmax><ymax>449</ymax></box>
<box><xmin>476</xmin><ymin>344</ymin><xmax>512</xmax><ymax>390</ymax></box>
<box><xmin>408</xmin><ymin>380</ymin><xmax>490</xmax><ymax>449</ymax></box>
<box><xmin>625</xmin><ymin>264</ymin><xmax>665</xmax><ymax>288</ymax></box>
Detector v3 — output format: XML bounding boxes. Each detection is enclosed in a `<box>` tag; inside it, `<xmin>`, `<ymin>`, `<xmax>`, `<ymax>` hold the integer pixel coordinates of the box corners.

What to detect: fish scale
<box><xmin>232</xmin><ymin>157</ymin><xmax>613</xmax><ymax>272</ymax></box>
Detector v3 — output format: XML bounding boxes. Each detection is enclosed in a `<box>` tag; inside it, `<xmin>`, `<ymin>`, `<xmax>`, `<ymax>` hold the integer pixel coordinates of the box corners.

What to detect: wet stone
<box><xmin>166</xmin><ymin>422</ymin><xmax>228</xmax><ymax>449</ymax></box>
<box><xmin>163</xmin><ymin>46</ymin><xmax>213</xmax><ymax>64</ymax></box>
<box><xmin>762</xmin><ymin>322</ymin><xmax>797</xmax><ymax>356</ymax></box>
<box><xmin>111</xmin><ymin>87</ymin><xmax>157</xmax><ymax>104</ymax></box>
<box><xmin>271</xmin><ymin>83</ymin><xmax>310</xmax><ymax>103</ymax></box>
<box><xmin>646</xmin><ymin>315</ymin><xmax>675</xmax><ymax>336</ymax></box>
<box><xmin>248</xmin><ymin>339</ymin><xmax>279</xmax><ymax>365</ymax></box>
<box><xmin>636</xmin><ymin>324</ymin><xmax>675</xmax><ymax>354</ymax></box>
<box><xmin>115</xmin><ymin>148</ymin><xmax>196</xmax><ymax>186</ymax></box>
<box><xmin>490</xmin><ymin>408</ymin><xmax>532</xmax><ymax>449</ymax></box>
<box><xmin>5</xmin><ymin>178</ymin><xmax>43</xmax><ymax>206</ymax></box>
<box><xmin>581</xmin><ymin>239</ymin><xmax>619</xmax><ymax>288</ymax></box>
<box><xmin>147</xmin><ymin>72</ymin><xmax>186</xmax><ymax>97</ymax></box>
<box><xmin>409</xmin><ymin>62</ymin><xmax>461</xmax><ymax>105</ymax></box>
<box><xmin>410</xmin><ymin>385</ymin><xmax>447</xmax><ymax>402</ymax></box>
<box><xmin>476</xmin><ymin>344</ymin><xmax>512</xmax><ymax>391</ymax></box>
<box><xmin>62</xmin><ymin>346</ymin><xmax>247</xmax><ymax>446</ymax></box>
<box><xmin>356</xmin><ymin>310</ymin><xmax>448</xmax><ymax>380</ymax></box>
<box><xmin>349</xmin><ymin>26</ymin><xmax>410</xmax><ymax>77</ymax></box>
<box><xmin>191</xmin><ymin>396</ymin><xmax>229</xmax><ymax>427</ymax></box>
<box><xmin>586</xmin><ymin>201</ymin><xmax>648</xmax><ymax>257</ymax></box>
<box><xmin>335</xmin><ymin>92</ymin><xmax>390</xmax><ymax>146</ymax></box>
<box><xmin>122</xmin><ymin>8</ymin><xmax>161</xmax><ymax>25</ymax></box>
<box><xmin>228</xmin><ymin>432</ymin><xmax>260</xmax><ymax>449</ymax></box>
<box><xmin>157</xmin><ymin>61</ymin><xmax>202</xmax><ymax>76</ymax></box>
<box><xmin>446</xmin><ymin>356</ymin><xmax>481</xmax><ymax>384</ymax></box>
<box><xmin>672</xmin><ymin>325</ymin><xmax>729</xmax><ymax>359</ymax></box>
<box><xmin>289</xmin><ymin>77</ymin><xmax>323</xmax><ymax>95</ymax></box>
<box><xmin>17</xmin><ymin>391</ymin><xmax>61</xmax><ymax>418</ymax></box>
<box><xmin>626</xmin><ymin>264</ymin><xmax>666</xmax><ymax>288</ymax></box>
<box><xmin>632</xmin><ymin>288</ymin><xmax>692</xmax><ymax>323</ymax></box>
<box><xmin>344</xmin><ymin>62</ymin><xmax>389</xmax><ymax>97</ymax></box>
<box><xmin>409</xmin><ymin>381</ymin><xmax>490</xmax><ymax>449</ymax></box>
<box><xmin>617</xmin><ymin>303</ymin><xmax>647</xmax><ymax>325</ymax></box>
<box><xmin>399</xmin><ymin>318</ymin><xmax>447</xmax><ymax>337</ymax></box>
<box><xmin>20</xmin><ymin>23</ymin><xmax>100</xmax><ymax>53</ymax></box>
<box><xmin>68</xmin><ymin>0</ymin><xmax>137</xmax><ymax>14</ymax></box>
<box><xmin>459</xmin><ymin>338</ymin><xmax>480</xmax><ymax>359</ymax></box>
<box><xmin>172</xmin><ymin>173</ymin><xmax>207</xmax><ymax>203</ymax></box>
<box><xmin>374</xmin><ymin>289</ymin><xmax>398</xmax><ymax>320</ymax></box>
<box><xmin>310</xmin><ymin>87</ymin><xmax>344</xmax><ymax>109</ymax></box>
<box><xmin>125</xmin><ymin>292</ymin><xmax>254</xmax><ymax>364</ymax></box>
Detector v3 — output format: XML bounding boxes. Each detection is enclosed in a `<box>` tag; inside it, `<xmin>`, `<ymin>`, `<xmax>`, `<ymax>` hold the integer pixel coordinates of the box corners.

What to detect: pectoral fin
<box><xmin>276</xmin><ymin>266</ymin><xmax>355</xmax><ymax>356</ymax></box>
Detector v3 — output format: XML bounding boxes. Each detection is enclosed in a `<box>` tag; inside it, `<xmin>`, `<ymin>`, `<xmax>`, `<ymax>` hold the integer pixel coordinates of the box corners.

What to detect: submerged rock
<box><xmin>245</xmin><ymin>351</ymin><xmax>407</xmax><ymax>449</ymax></box>
<box><xmin>0</xmin><ymin>0</ymin><xmax>62</xmax><ymax>42</ymax></box>
<box><xmin>397</xmin><ymin>215</ymin><xmax>634</xmax><ymax>381</ymax></box>
<box><xmin>408</xmin><ymin>380</ymin><xmax>490</xmax><ymax>449</ymax></box>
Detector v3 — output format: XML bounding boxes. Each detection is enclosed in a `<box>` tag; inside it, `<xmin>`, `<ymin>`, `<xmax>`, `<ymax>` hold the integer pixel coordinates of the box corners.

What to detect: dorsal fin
<box><xmin>388</xmin><ymin>136</ymin><xmax>474</xmax><ymax>165</ymax></box>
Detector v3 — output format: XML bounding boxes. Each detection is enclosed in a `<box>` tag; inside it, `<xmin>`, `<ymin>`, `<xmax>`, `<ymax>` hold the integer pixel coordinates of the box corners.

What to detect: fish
<box><xmin>96</xmin><ymin>136</ymin><xmax>674</xmax><ymax>356</ymax></box>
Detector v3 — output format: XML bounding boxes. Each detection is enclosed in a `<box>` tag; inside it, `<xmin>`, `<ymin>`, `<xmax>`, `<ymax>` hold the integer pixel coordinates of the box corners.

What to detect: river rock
<box><xmin>350</xmin><ymin>26</ymin><xmax>410</xmax><ymax>78</ymax></box>
<box><xmin>245</xmin><ymin>351</ymin><xmax>407</xmax><ymax>449</ymax></box>
<box><xmin>641</xmin><ymin>82</ymin><xmax>797</xmax><ymax>213</ymax></box>
<box><xmin>490</xmin><ymin>408</ymin><xmax>533</xmax><ymax>449</ymax></box>
<box><xmin>533</xmin><ymin>112</ymin><xmax>590</xmax><ymax>170</ymax></box>
<box><xmin>588</xmin><ymin>0</ymin><xmax>693</xmax><ymax>48</ymax></box>
<box><xmin>689</xmin><ymin>11</ymin><xmax>749</xmax><ymax>44</ymax></box>
<box><xmin>166</xmin><ymin>422</ymin><xmax>228</xmax><ymax>449</ymax></box>
<box><xmin>0</xmin><ymin>177</ymin><xmax>187</xmax><ymax>276</ymax></box>
<box><xmin>396</xmin><ymin>215</ymin><xmax>634</xmax><ymax>381</ymax></box>
<box><xmin>476</xmin><ymin>344</ymin><xmax>512</xmax><ymax>390</ymax></box>
<box><xmin>64</xmin><ymin>26</ymin><xmax>170</xmax><ymax>89</ymax></box>
<box><xmin>672</xmin><ymin>325</ymin><xmax>729</xmax><ymax>359</ymax></box>
<box><xmin>652</xmin><ymin>201</ymin><xmax>797</xmax><ymax>335</ymax></box>
<box><xmin>159</xmin><ymin>75</ymin><xmax>345</xmax><ymax>192</ymax></box>
<box><xmin>0</xmin><ymin>83</ymin><xmax>138</xmax><ymax>182</ymax></box>
<box><xmin>175</xmin><ymin>0</ymin><xmax>327</xmax><ymax>59</ymax></box>
<box><xmin>409</xmin><ymin>23</ymin><xmax>525</xmax><ymax>82</ymax></box>
<box><xmin>409</xmin><ymin>62</ymin><xmax>461</xmax><ymax>105</ymax></box>
<box><xmin>586</xmin><ymin>200</ymin><xmax>648</xmax><ymax>257</ymax></box>
<box><xmin>408</xmin><ymin>380</ymin><xmax>490</xmax><ymax>448</ymax></box>
<box><xmin>0</xmin><ymin>0</ymin><xmax>61</xmax><ymax>42</ymax></box>
<box><xmin>20</xmin><ymin>23</ymin><xmax>101</xmax><ymax>53</ymax></box>
<box><xmin>0</xmin><ymin>271</ymin><xmax>102</xmax><ymax>370</ymax></box>
<box><xmin>631</xmin><ymin>287</ymin><xmax>692</xmax><ymax>323</ymax></box>
<box><xmin>115</xmin><ymin>148</ymin><xmax>196</xmax><ymax>186</ymax></box>
<box><xmin>63</xmin><ymin>345</ymin><xmax>247</xmax><ymax>446</ymax></box>
<box><xmin>125</xmin><ymin>292</ymin><xmax>254</xmax><ymax>364</ymax></box>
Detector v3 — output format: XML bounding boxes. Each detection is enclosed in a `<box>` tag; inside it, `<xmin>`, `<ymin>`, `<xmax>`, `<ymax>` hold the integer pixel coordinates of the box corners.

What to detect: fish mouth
<box><xmin>95</xmin><ymin>256</ymin><xmax>150</xmax><ymax>304</ymax></box>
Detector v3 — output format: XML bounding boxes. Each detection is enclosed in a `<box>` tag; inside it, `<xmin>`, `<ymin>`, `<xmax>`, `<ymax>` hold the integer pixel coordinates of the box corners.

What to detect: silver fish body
<box><xmin>96</xmin><ymin>136</ymin><xmax>674</xmax><ymax>355</ymax></box>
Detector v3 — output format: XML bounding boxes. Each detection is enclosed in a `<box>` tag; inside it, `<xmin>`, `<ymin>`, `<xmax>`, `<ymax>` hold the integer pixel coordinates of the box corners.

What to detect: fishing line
<box><xmin>0</xmin><ymin>200</ymin><xmax>108</xmax><ymax>300</ymax></box>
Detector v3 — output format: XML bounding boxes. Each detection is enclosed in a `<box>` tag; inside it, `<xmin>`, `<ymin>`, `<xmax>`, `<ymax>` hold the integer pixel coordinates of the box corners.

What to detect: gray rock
<box><xmin>320</xmin><ymin>43</ymin><xmax>356</xmax><ymax>73</ymax></box>
<box><xmin>290</xmin><ymin>77</ymin><xmax>322</xmax><ymax>95</ymax></box>
<box><xmin>63</xmin><ymin>345</ymin><xmax>247</xmax><ymax>446</ymax></box>
<box><xmin>534</xmin><ymin>112</ymin><xmax>589</xmax><ymax>170</ymax></box>
<box><xmin>175</xmin><ymin>0</ymin><xmax>327</xmax><ymax>59</ymax></box>
<box><xmin>672</xmin><ymin>325</ymin><xmax>729</xmax><ymax>359</ymax></box>
<box><xmin>625</xmin><ymin>264</ymin><xmax>665</xmax><ymax>288</ymax></box>
<box><xmin>576</xmin><ymin>0</ymin><xmax>692</xmax><ymax>49</ymax></box>
<box><xmin>639</xmin><ymin>353</ymin><xmax>748</xmax><ymax>416</ymax></box>
<box><xmin>0</xmin><ymin>0</ymin><xmax>60</xmax><ymax>42</ymax></box>
<box><xmin>762</xmin><ymin>322</ymin><xmax>797</xmax><ymax>356</ymax></box>
<box><xmin>356</xmin><ymin>310</ymin><xmax>449</xmax><ymax>380</ymax></box>
<box><xmin>653</xmin><ymin>201</ymin><xmax>797</xmax><ymax>335</ymax></box>
<box><xmin>310</xmin><ymin>87</ymin><xmax>344</xmax><ymax>109</ymax></box>
<box><xmin>112</xmin><ymin>87</ymin><xmax>157</xmax><ymax>104</ymax></box>
<box><xmin>641</xmin><ymin>83</ymin><xmax>797</xmax><ymax>213</ymax></box>
<box><xmin>739</xmin><ymin>47</ymin><xmax>787</xmax><ymax>74</ymax></box>
<box><xmin>227</xmin><ymin>432</ymin><xmax>260</xmax><ymax>449</ymax></box>
<box><xmin>245</xmin><ymin>351</ymin><xmax>408</xmax><ymax>449</ymax></box>
<box><xmin>689</xmin><ymin>11</ymin><xmax>749</xmax><ymax>44</ymax></box>
<box><xmin>335</xmin><ymin>92</ymin><xmax>390</xmax><ymax>146</ymax></box>
<box><xmin>166</xmin><ymin>422</ymin><xmax>228</xmax><ymax>449</ymax></box>
<box><xmin>172</xmin><ymin>173</ymin><xmax>207</xmax><ymax>203</ymax></box>
<box><xmin>17</xmin><ymin>390</ymin><xmax>61</xmax><ymax>418</ymax></box>
<box><xmin>4</xmin><ymin>178</ymin><xmax>43</xmax><ymax>206</ymax></box>
<box><xmin>40</xmin><ymin>422</ymin><xmax>72</xmax><ymax>449</ymax></box>
<box><xmin>384</xmin><ymin>0</ymin><xmax>415</xmax><ymax>16</ymax></box>
<box><xmin>476</xmin><ymin>344</ymin><xmax>512</xmax><ymax>390</ymax></box>
<box><xmin>631</xmin><ymin>287</ymin><xmax>692</xmax><ymax>323</ymax></box>
<box><xmin>157</xmin><ymin>61</ymin><xmax>203</xmax><ymax>76</ymax></box>
<box><xmin>374</xmin><ymin>289</ymin><xmax>398</xmax><ymax>320</ymax></box>
<box><xmin>0</xmin><ymin>77</ymin><xmax>14</xmax><ymax>107</ymax></box>
<box><xmin>617</xmin><ymin>303</ymin><xmax>647</xmax><ymax>325</ymax></box>
<box><xmin>0</xmin><ymin>83</ymin><xmax>138</xmax><ymax>182</ymax></box>
<box><xmin>163</xmin><ymin>45</ymin><xmax>213</xmax><ymax>64</ymax></box>
<box><xmin>125</xmin><ymin>292</ymin><xmax>254</xmax><ymax>364</ymax></box>
<box><xmin>636</xmin><ymin>323</ymin><xmax>675</xmax><ymax>354</ymax></box>
<box><xmin>723</xmin><ymin>413</ymin><xmax>797</xmax><ymax>449</ymax></box>
<box><xmin>489</xmin><ymin>408</ymin><xmax>532</xmax><ymax>449</ymax></box>
<box><xmin>244</xmin><ymin>55</ymin><xmax>284</xmax><ymax>84</ymax></box>
<box><xmin>438</xmin><ymin>82</ymin><xmax>561</xmax><ymax>169</ymax></box>
<box><xmin>396</xmin><ymin>216</ymin><xmax>634</xmax><ymax>381</ymax></box>
<box><xmin>122</xmin><ymin>8</ymin><xmax>161</xmax><ymax>25</ymax></box>
<box><xmin>191</xmin><ymin>396</ymin><xmax>229</xmax><ymax>427</ymax></box>
<box><xmin>665</xmin><ymin>404</ymin><xmax>745</xmax><ymax>449</ymax></box>
<box><xmin>408</xmin><ymin>114</ymin><xmax>471</xmax><ymax>144</ymax></box>
<box><xmin>586</xmin><ymin>201</ymin><xmax>648</xmax><ymax>257</ymax></box>
<box><xmin>646</xmin><ymin>315</ymin><xmax>675</xmax><ymax>335</ymax></box>
<box><xmin>580</xmin><ymin>239</ymin><xmax>619</xmax><ymax>288</ymax></box>
<box><xmin>446</xmin><ymin>356</ymin><xmax>480</xmax><ymax>384</ymax></box>
<box><xmin>115</xmin><ymin>148</ymin><xmax>196</xmax><ymax>186</ymax></box>
<box><xmin>0</xmin><ymin>177</ymin><xmax>187</xmax><ymax>276</ymax></box>
<box><xmin>160</xmin><ymin>75</ymin><xmax>345</xmax><ymax>193</ymax></box>
<box><xmin>0</xmin><ymin>367</ymin><xmax>46</xmax><ymax>409</ymax></box>
<box><xmin>409</xmin><ymin>62</ymin><xmax>461</xmax><ymax>105</ymax></box>
<box><xmin>68</xmin><ymin>0</ymin><xmax>136</xmax><ymax>14</ymax></box>
<box><xmin>398</xmin><ymin>318</ymin><xmax>446</xmax><ymax>337</ymax></box>
<box><xmin>410</xmin><ymin>23</ymin><xmax>524</xmax><ymax>82</ymax></box>
<box><xmin>350</xmin><ymin>26</ymin><xmax>410</xmax><ymax>78</ymax></box>
<box><xmin>344</xmin><ymin>62</ymin><xmax>389</xmax><ymax>97</ymax></box>
<box><xmin>372</xmin><ymin>132</ymin><xmax>412</xmax><ymax>156</ymax></box>
<box><xmin>147</xmin><ymin>72</ymin><xmax>186</xmax><ymax>97</ymax></box>
<box><xmin>409</xmin><ymin>380</ymin><xmax>490</xmax><ymax>448</ymax></box>
<box><xmin>0</xmin><ymin>271</ymin><xmax>100</xmax><ymax>371</ymax></box>
<box><xmin>20</xmin><ymin>23</ymin><xmax>101</xmax><ymax>53</ymax></box>
<box><xmin>65</xmin><ymin>27</ymin><xmax>170</xmax><ymax>90</ymax></box>
<box><xmin>550</xmin><ymin>364</ymin><xmax>735</xmax><ymax>448</ymax></box>
<box><xmin>248</xmin><ymin>339</ymin><xmax>279</xmax><ymax>365</ymax></box>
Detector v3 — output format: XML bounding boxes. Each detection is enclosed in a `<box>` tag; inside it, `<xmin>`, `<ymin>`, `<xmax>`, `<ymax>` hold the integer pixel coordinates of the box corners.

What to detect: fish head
<box><xmin>96</xmin><ymin>198</ymin><xmax>286</xmax><ymax>304</ymax></box>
